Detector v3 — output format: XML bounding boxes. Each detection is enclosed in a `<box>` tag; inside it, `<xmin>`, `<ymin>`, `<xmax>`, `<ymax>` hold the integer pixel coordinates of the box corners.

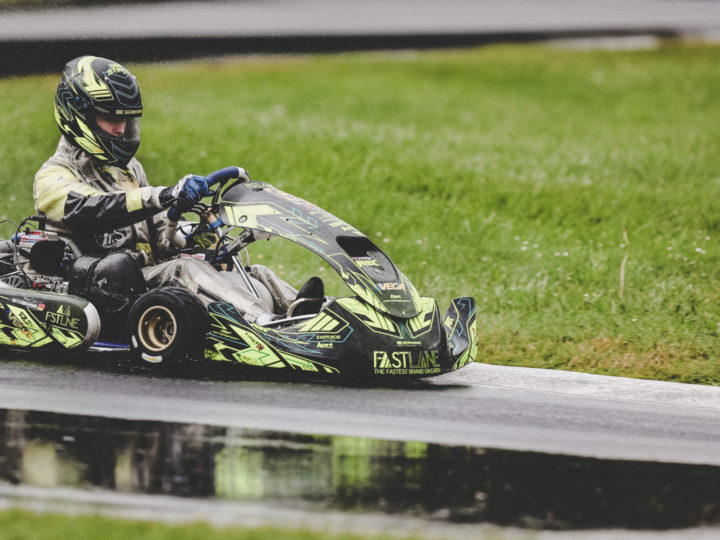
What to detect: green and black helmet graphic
<box><xmin>54</xmin><ymin>56</ymin><xmax>143</xmax><ymax>167</ymax></box>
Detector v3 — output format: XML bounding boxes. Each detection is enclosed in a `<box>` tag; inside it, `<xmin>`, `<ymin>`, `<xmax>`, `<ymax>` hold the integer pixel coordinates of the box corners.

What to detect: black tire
<box><xmin>126</xmin><ymin>286</ymin><xmax>209</xmax><ymax>365</ymax></box>
<box><xmin>0</xmin><ymin>240</ymin><xmax>16</xmax><ymax>275</ymax></box>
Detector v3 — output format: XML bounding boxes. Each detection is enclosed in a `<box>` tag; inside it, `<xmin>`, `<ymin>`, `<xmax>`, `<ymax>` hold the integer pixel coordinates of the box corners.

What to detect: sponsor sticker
<box><xmin>372</xmin><ymin>349</ymin><xmax>441</xmax><ymax>375</ymax></box>
<box><xmin>44</xmin><ymin>305</ymin><xmax>80</xmax><ymax>330</ymax></box>
<box><xmin>352</xmin><ymin>256</ymin><xmax>381</xmax><ymax>266</ymax></box>
<box><xmin>180</xmin><ymin>253</ymin><xmax>207</xmax><ymax>261</ymax></box>
<box><xmin>376</xmin><ymin>282</ymin><xmax>405</xmax><ymax>292</ymax></box>
<box><xmin>105</xmin><ymin>63</ymin><xmax>128</xmax><ymax>76</ymax></box>
<box><xmin>10</xmin><ymin>298</ymin><xmax>44</xmax><ymax>311</ymax></box>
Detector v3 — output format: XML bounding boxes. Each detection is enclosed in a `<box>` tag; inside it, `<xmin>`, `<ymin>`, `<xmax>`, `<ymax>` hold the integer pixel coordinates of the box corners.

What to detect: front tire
<box><xmin>126</xmin><ymin>286</ymin><xmax>208</xmax><ymax>365</ymax></box>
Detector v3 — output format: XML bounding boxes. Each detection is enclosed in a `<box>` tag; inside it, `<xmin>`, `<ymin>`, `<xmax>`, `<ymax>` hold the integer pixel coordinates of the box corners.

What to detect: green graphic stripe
<box><xmin>336</xmin><ymin>297</ymin><xmax>400</xmax><ymax>337</ymax></box>
<box><xmin>407</xmin><ymin>297</ymin><xmax>436</xmax><ymax>336</ymax></box>
<box><xmin>452</xmin><ymin>316</ymin><xmax>479</xmax><ymax>370</ymax></box>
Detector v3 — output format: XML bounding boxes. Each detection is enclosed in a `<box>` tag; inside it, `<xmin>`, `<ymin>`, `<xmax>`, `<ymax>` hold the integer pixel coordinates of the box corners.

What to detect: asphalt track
<box><xmin>1</xmin><ymin>358</ymin><xmax>720</xmax><ymax>467</ymax></box>
<box><xmin>4</xmin><ymin>0</ymin><xmax>720</xmax><ymax>39</ymax></box>
<box><xmin>2</xmin><ymin>0</ymin><xmax>720</xmax><ymax>75</ymax></box>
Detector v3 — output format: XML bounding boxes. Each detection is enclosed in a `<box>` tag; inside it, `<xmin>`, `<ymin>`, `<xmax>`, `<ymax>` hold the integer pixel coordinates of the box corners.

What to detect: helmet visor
<box><xmin>94</xmin><ymin>113</ymin><xmax>141</xmax><ymax>143</ymax></box>
<box><xmin>123</xmin><ymin>116</ymin><xmax>141</xmax><ymax>142</ymax></box>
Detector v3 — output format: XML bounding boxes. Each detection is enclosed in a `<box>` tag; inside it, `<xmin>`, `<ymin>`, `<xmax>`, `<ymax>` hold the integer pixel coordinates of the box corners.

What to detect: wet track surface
<box><xmin>3</xmin><ymin>0</ymin><xmax>720</xmax><ymax>76</ymax></box>
<box><xmin>2</xmin><ymin>358</ymin><xmax>720</xmax><ymax>465</ymax></box>
<box><xmin>3</xmin><ymin>407</ymin><xmax>720</xmax><ymax>531</ymax></box>
<box><xmin>1</xmin><ymin>358</ymin><xmax>720</xmax><ymax>534</ymax></box>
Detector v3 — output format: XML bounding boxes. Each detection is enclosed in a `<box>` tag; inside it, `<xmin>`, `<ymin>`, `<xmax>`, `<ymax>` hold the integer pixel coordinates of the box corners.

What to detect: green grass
<box><xmin>1</xmin><ymin>43</ymin><xmax>719</xmax><ymax>384</ymax></box>
<box><xmin>0</xmin><ymin>509</ymin><xmax>422</xmax><ymax>540</ymax></box>
<box><xmin>0</xmin><ymin>509</ymin><xmax>528</xmax><ymax>540</ymax></box>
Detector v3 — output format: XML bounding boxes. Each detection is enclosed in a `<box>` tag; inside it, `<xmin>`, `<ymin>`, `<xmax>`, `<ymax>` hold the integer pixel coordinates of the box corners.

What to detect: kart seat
<box><xmin>288</xmin><ymin>276</ymin><xmax>324</xmax><ymax>317</ymax></box>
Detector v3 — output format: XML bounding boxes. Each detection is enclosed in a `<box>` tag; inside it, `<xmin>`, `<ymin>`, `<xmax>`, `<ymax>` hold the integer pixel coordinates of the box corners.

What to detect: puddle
<box><xmin>1</xmin><ymin>408</ymin><xmax>720</xmax><ymax>530</ymax></box>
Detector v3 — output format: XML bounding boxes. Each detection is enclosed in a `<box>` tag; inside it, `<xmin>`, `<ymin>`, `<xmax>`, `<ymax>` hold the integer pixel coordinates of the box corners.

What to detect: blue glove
<box><xmin>165</xmin><ymin>175</ymin><xmax>210</xmax><ymax>221</ymax></box>
<box><xmin>178</xmin><ymin>174</ymin><xmax>210</xmax><ymax>205</ymax></box>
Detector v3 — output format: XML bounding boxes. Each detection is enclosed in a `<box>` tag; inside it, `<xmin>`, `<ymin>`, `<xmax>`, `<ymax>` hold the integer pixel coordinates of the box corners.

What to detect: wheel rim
<box><xmin>137</xmin><ymin>306</ymin><xmax>177</xmax><ymax>352</ymax></box>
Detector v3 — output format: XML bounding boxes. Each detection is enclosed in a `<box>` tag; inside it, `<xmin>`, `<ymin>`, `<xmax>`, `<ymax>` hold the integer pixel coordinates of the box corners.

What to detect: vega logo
<box><xmin>376</xmin><ymin>282</ymin><xmax>405</xmax><ymax>292</ymax></box>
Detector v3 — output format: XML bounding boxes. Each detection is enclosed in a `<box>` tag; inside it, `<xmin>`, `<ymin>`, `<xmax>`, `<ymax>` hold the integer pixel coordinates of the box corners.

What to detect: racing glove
<box><xmin>159</xmin><ymin>175</ymin><xmax>211</xmax><ymax>221</ymax></box>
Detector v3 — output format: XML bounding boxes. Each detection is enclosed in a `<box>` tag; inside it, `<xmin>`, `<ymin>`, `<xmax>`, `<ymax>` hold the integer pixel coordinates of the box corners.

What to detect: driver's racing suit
<box><xmin>33</xmin><ymin>136</ymin><xmax>297</xmax><ymax>323</ymax></box>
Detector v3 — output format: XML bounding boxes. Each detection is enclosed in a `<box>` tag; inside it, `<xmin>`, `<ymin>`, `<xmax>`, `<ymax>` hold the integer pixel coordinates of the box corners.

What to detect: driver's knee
<box><xmin>95</xmin><ymin>253</ymin><xmax>147</xmax><ymax>297</ymax></box>
<box><xmin>69</xmin><ymin>252</ymin><xmax>146</xmax><ymax>315</ymax></box>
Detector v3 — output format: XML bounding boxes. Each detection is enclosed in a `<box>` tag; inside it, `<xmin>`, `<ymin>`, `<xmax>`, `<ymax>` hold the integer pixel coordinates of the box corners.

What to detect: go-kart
<box><xmin>0</xmin><ymin>167</ymin><xmax>477</xmax><ymax>379</ymax></box>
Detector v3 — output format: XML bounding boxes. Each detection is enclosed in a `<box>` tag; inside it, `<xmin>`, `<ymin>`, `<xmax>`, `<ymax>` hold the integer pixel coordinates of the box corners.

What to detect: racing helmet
<box><xmin>54</xmin><ymin>56</ymin><xmax>143</xmax><ymax>167</ymax></box>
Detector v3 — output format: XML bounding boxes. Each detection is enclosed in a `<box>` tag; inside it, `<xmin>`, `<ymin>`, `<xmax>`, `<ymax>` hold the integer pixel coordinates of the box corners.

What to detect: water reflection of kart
<box><xmin>0</xmin><ymin>167</ymin><xmax>477</xmax><ymax>379</ymax></box>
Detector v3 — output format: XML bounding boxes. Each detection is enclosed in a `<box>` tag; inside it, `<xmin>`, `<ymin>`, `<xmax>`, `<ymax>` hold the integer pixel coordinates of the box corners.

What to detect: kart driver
<box><xmin>33</xmin><ymin>55</ymin><xmax>322</xmax><ymax>337</ymax></box>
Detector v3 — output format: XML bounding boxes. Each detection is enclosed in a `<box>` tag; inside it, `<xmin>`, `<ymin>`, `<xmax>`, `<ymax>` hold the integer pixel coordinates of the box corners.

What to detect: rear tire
<box><xmin>126</xmin><ymin>286</ymin><xmax>208</xmax><ymax>365</ymax></box>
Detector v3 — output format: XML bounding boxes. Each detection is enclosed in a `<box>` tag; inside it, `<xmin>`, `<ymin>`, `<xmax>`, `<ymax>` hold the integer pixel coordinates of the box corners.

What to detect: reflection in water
<box><xmin>2</xmin><ymin>409</ymin><xmax>720</xmax><ymax>530</ymax></box>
